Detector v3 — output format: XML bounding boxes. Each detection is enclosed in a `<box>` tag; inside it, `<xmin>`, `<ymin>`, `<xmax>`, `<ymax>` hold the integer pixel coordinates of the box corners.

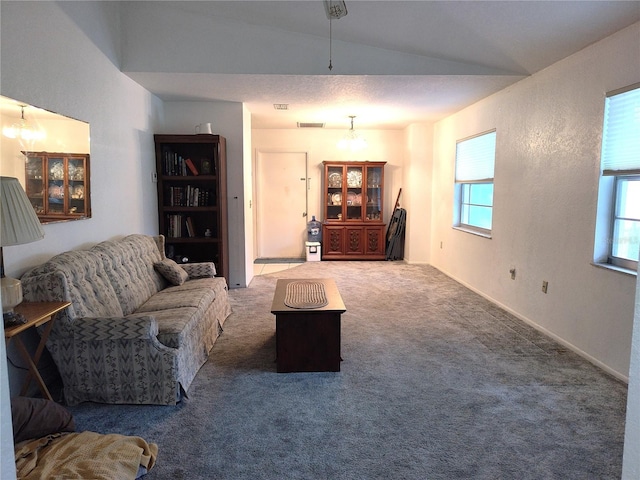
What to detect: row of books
<box><xmin>161</xmin><ymin>149</ymin><xmax>215</xmax><ymax>176</ymax></box>
<box><xmin>166</xmin><ymin>215</ymin><xmax>198</xmax><ymax>238</ymax></box>
<box><xmin>166</xmin><ymin>186</ymin><xmax>213</xmax><ymax>207</ymax></box>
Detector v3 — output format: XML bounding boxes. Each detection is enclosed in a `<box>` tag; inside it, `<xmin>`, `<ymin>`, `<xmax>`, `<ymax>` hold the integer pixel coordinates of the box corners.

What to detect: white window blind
<box><xmin>602</xmin><ymin>85</ymin><xmax>640</xmax><ymax>175</ymax></box>
<box><xmin>455</xmin><ymin>131</ymin><xmax>496</xmax><ymax>182</ymax></box>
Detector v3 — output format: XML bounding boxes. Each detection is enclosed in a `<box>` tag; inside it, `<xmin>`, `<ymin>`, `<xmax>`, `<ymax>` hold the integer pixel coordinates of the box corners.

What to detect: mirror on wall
<box><xmin>0</xmin><ymin>95</ymin><xmax>91</xmax><ymax>224</ymax></box>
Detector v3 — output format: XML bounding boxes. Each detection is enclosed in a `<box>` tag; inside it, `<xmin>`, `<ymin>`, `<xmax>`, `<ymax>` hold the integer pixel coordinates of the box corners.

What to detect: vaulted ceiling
<box><xmin>120</xmin><ymin>1</ymin><xmax>640</xmax><ymax>129</ymax></box>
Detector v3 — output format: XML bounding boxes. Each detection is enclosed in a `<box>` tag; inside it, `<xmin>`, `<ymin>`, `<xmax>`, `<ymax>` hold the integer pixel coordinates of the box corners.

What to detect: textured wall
<box><xmin>1</xmin><ymin>1</ymin><xmax>162</xmax><ymax>276</ymax></box>
<box><xmin>623</xmin><ymin>266</ymin><xmax>640</xmax><ymax>477</ymax></box>
<box><xmin>430</xmin><ymin>22</ymin><xmax>640</xmax><ymax>378</ymax></box>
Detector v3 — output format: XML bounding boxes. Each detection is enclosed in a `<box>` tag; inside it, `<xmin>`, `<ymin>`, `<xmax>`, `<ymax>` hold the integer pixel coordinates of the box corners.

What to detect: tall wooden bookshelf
<box><xmin>154</xmin><ymin>134</ymin><xmax>228</xmax><ymax>283</ymax></box>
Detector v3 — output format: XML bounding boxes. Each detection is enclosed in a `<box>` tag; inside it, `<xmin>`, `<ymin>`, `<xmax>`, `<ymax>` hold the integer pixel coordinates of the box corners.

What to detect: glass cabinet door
<box><xmin>47</xmin><ymin>157</ymin><xmax>65</xmax><ymax>215</ymax></box>
<box><xmin>345</xmin><ymin>165</ymin><xmax>363</xmax><ymax>221</ymax></box>
<box><xmin>68</xmin><ymin>157</ymin><xmax>86</xmax><ymax>215</ymax></box>
<box><xmin>25</xmin><ymin>156</ymin><xmax>45</xmax><ymax>214</ymax></box>
<box><xmin>326</xmin><ymin>165</ymin><xmax>344</xmax><ymax>220</ymax></box>
<box><xmin>365</xmin><ymin>165</ymin><xmax>383</xmax><ymax>221</ymax></box>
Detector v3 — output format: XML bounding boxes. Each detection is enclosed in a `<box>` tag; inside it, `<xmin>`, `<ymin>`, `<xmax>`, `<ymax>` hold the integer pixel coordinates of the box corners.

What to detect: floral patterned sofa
<box><xmin>20</xmin><ymin>234</ymin><xmax>232</xmax><ymax>406</ymax></box>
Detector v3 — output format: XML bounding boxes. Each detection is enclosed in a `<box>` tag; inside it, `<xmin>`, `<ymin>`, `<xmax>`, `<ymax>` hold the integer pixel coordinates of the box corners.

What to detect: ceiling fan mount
<box><xmin>324</xmin><ymin>1</ymin><xmax>347</xmax><ymax>20</ymax></box>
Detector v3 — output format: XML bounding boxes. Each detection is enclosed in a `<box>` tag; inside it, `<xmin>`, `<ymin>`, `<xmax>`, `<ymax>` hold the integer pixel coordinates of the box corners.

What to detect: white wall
<box><xmin>403</xmin><ymin>123</ymin><xmax>433</xmax><ymax>264</ymax></box>
<box><xmin>624</xmin><ymin>259</ymin><xmax>640</xmax><ymax>477</ymax></box>
<box><xmin>430</xmin><ymin>22</ymin><xmax>640</xmax><ymax>379</ymax></box>
<box><xmin>242</xmin><ymin>105</ymin><xmax>255</xmax><ymax>286</ymax></box>
<box><xmin>0</xmin><ymin>339</ymin><xmax>16</xmax><ymax>479</ymax></box>
<box><xmin>1</xmin><ymin>1</ymin><xmax>162</xmax><ymax>276</ymax></box>
<box><xmin>158</xmin><ymin>101</ymin><xmax>248</xmax><ymax>288</ymax></box>
<box><xmin>0</xmin><ymin>1</ymin><xmax>165</xmax><ymax>477</ymax></box>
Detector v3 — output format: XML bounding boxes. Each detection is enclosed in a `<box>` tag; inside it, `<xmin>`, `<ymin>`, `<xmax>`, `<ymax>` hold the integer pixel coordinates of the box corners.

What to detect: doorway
<box><xmin>255</xmin><ymin>151</ymin><xmax>308</xmax><ymax>259</ymax></box>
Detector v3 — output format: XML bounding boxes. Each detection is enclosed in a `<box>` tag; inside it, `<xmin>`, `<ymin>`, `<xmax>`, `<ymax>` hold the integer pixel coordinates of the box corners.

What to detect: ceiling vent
<box><xmin>297</xmin><ymin>122</ymin><xmax>325</xmax><ymax>128</ymax></box>
<box><xmin>273</xmin><ymin>104</ymin><xmax>289</xmax><ymax>110</ymax></box>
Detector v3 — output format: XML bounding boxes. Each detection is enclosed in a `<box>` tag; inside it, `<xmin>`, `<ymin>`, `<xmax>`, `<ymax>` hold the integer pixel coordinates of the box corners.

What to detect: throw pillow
<box><xmin>154</xmin><ymin>258</ymin><xmax>189</xmax><ymax>285</ymax></box>
<box><xmin>11</xmin><ymin>396</ymin><xmax>76</xmax><ymax>443</ymax></box>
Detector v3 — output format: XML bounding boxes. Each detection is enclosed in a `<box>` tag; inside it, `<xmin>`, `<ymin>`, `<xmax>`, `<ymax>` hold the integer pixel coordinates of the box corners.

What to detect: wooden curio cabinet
<box><xmin>154</xmin><ymin>134</ymin><xmax>229</xmax><ymax>284</ymax></box>
<box><xmin>322</xmin><ymin>161</ymin><xmax>386</xmax><ymax>260</ymax></box>
<box><xmin>24</xmin><ymin>152</ymin><xmax>91</xmax><ymax>223</ymax></box>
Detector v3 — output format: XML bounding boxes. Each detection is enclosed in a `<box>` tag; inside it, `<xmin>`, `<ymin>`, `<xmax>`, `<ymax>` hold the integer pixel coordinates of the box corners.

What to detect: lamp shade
<box><xmin>1</xmin><ymin>176</ymin><xmax>44</xmax><ymax>247</ymax></box>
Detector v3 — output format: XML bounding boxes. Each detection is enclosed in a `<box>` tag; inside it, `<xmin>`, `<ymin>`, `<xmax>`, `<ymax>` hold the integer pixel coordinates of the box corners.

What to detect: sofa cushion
<box><xmin>141</xmin><ymin>307</ymin><xmax>198</xmax><ymax>349</ymax></box>
<box><xmin>154</xmin><ymin>259</ymin><xmax>189</xmax><ymax>286</ymax></box>
<box><xmin>169</xmin><ymin>277</ymin><xmax>228</xmax><ymax>295</ymax></box>
<box><xmin>92</xmin><ymin>235</ymin><xmax>166</xmax><ymax>315</ymax></box>
<box><xmin>20</xmin><ymin>250</ymin><xmax>124</xmax><ymax>319</ymax></box>
<box><xmin>137</xmin><ymin>287</ymin><xmax>216</xmax><ymax>349</ymax></box>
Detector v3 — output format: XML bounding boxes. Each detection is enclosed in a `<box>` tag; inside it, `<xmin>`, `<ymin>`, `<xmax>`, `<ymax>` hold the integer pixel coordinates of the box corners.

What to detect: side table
<box><xmin>4</xmin><ymin>301</ymin><xmax>71</xmax><ymax>401</ymax></box>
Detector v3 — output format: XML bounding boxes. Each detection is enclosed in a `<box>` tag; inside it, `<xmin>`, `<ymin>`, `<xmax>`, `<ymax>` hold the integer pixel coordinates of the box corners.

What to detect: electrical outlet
<box><xmin>542</xmin><ymin>281</ymin><xmax>548</xmax><ymax>294</ymax></box>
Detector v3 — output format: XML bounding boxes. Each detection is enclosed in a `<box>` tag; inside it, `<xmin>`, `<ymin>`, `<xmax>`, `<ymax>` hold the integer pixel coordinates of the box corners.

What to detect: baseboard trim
<box><xmin>433</xmin><ymin>266</ymin><xmax>629</xmax><ymax>384</ymax></box>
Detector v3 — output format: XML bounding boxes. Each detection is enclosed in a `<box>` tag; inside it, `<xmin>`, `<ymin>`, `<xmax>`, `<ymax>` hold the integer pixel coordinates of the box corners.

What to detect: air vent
<box><xmin>297</xmin><ymin>122</ymin><xmax>326</xmax><ymax>128</ymax></box>
<box><xmin>273</xmin><ymin>104</ymin><xmax>289</xmax><ymax>110</ymax></box>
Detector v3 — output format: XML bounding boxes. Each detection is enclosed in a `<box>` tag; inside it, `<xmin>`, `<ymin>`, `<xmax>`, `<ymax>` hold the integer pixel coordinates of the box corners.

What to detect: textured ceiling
<box><xmin>120</xmin><ymin>1</ymin><xmax>640</xmax><ymax>129</ymax></box>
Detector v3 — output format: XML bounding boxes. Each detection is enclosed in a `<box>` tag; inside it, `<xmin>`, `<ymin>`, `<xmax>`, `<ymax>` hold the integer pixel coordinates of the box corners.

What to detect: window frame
<box><xmin>608</xmin><ymin>174</ymin><xmax>640</xmax><ymax>270</ymax></box>
<box><xmin>453</xmin><ymin>130</ymin><xmax>496</xmax><ymax>237</ymax></box>
<box><xmin>594</xmin><ymin>83</ymin><xmax>640</xmax><ymax>274</ymax></box>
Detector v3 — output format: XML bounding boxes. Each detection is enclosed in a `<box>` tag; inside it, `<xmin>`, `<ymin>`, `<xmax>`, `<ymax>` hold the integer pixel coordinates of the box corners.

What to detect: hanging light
<box><xmin>3</xmin><ymin>105</ymin><xmax>46</xmax><ymax>142</ymax></box>
<box><xmin>337</xmin><ymin>116</ymin><xmax>367</xmax><ymax>151</ymax></box>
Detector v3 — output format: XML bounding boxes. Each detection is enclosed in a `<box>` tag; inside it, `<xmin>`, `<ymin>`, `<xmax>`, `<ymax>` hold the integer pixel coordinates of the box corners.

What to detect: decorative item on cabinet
<box><xmin>321</xmin><ymin>161</ymin><xmax>386</xmax><ymax>260</ymax></box>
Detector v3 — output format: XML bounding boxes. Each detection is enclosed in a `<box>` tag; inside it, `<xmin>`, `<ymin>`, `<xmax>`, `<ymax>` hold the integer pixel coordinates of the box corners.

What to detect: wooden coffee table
<box><xmin>271</xmin><ymin>278</ymin><xmax>346</xmax><ymax>373</ymax></box>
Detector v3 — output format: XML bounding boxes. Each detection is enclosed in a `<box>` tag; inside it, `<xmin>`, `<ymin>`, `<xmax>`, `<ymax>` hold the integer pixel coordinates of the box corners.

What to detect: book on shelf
<box><xmin>167</xmin><ymin>214</ymin><xmax>180</xmax><ymax>238</ymax></box>
<box><xmin>186</xmin><ymin>217</ymin><xmax>195</xmax><ymax>237</ymax></box>
<box><xmin>167</xmin><ymin>185</ymin><xmax>208</xmax><ymax>207</ymax></box>
<box><xmin>185</xmin><ymin>158</ymin><xmax>199</xmax><ymax>176</ymax></box>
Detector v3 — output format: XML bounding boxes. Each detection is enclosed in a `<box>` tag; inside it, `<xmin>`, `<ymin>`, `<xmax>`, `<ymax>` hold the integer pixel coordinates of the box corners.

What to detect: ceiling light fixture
<box><xmin>2</xmin><ymin>105</ymin><xmax>46</xmax><ymax>143</ymax></box>
<box><xmin>337</xmin><ymin>116</ymin><xmax>367</xmax><ymax>151</ymax></box>
<box><xmin>324</xmin><ymin>0</ymin><xmax>347</xmax><ymax>71</ymax></box>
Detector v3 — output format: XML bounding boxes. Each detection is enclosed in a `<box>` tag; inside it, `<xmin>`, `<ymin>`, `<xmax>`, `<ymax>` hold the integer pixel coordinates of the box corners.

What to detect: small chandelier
<box><xmin>3</xmin><ymin>105</ymin><xmax>46</xmax><ymax>142</ymax></box>
<box><xmin>337</xmin><ymin>116</ymin><xmax>367</xmax><ymax>151</ymax></box>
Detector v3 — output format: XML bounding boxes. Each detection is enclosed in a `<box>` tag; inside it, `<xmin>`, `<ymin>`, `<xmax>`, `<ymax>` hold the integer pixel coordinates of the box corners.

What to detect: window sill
<box><xmin>453</xmin><ymin>226</ymin><xmax>492</xmax><ymax>239</ymax></box>
<box><xmin>591</xmin><ymin>262</ymin><xmax>638</xmax><ymax>277</ymax></box>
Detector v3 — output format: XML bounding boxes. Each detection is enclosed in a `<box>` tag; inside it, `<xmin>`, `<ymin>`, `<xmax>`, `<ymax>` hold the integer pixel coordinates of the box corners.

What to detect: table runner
<box><xmin>284</xmin><ymin>281</ymin><xmax>328</xmax><ymax>309</ymax></box>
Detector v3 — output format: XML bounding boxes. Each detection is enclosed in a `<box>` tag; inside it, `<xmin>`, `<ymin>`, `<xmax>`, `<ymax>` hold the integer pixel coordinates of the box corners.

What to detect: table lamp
<box><xmin>1</xmin><ymin>176</ymin><xmax>45</xmax><ymax>323</ymax></box>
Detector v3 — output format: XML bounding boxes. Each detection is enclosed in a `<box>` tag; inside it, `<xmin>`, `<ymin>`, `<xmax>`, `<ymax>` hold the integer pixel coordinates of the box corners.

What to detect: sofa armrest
<box><xmin>181</xmin><ymin>262</ymin><xmax>216</xmax><ymax>278</ymax></box>
<box><xmin>45</xmin><ymin>314</ymin><xmax>179</xmax><ymax>406</ymax></box>
<box><xmin>67</xmin><ymin>315</ymin><xmax>161</xmax><ymax>341</ymax></box>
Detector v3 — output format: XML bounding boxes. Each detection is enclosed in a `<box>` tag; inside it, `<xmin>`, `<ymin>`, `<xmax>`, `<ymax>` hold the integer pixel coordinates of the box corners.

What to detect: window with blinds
<box><xmin>601</xmin><ymin>85</ymin><xmax>640</xmax><ymax>176</ymax></box>
<box><xmin>596</xmin><ymin>84</ymin><xmax>640</xmax><ymax>271</ymax></box>
<box><xmin>454</xmin><ymin>130</ymin><xmax>497</xmax><ymax>235</ymax></box>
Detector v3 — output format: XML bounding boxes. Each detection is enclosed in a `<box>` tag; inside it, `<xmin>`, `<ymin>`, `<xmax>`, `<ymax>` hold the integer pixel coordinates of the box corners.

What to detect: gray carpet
<box><xmin>68</xmin><ymin>261</ymin><xmax>627</xmax><ymax>479</ymax></box>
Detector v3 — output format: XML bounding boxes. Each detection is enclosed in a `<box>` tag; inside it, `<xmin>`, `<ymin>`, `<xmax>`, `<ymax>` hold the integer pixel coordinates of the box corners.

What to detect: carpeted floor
<box><xmin>68</xmin><ymin>261</ymin><xmax>628</xmax><ymax>479</ymax></box>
